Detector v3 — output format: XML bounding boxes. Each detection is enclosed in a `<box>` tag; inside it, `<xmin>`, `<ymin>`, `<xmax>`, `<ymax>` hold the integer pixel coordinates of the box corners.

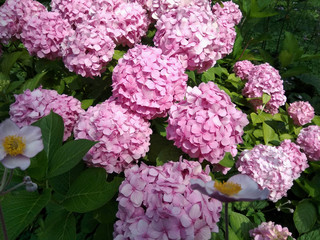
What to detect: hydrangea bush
<box><xmin>0</xmin><ymin>0</ymin><xmax>319</xmax><ymax>240</ymax></box>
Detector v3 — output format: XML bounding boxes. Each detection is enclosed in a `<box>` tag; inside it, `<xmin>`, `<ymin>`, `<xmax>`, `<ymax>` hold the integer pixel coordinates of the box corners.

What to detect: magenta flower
<box><xmin>113</xmin><ymin>160</ymin><xmax>222</xmax><ymax>239</ymax></box>
<box><xmin>288</xmin><ymin>101</ymin><xmax>314</xmax><ymax>126</ymax></box>
<box><xmin>297</xmin><ymin>125</ymin><xmax>320</xmax><ymax>161</ymax></box>
<box><xmin>233</xmin><ymin>60</ymin><xmax>255</xmax><ymax>80</ymax></box>
<box><xmin>191</xmin><ymin>174</ymin><xmax>269</xmax><ymax>203</ymax></box>
<box><xmin>0</xmin><ymin>119</ymin><xmax>43</xmax><ymax>170</ymax></box>
<box><xmin>250</xmin><ymin>221</ymin><xmax>292</xmax><ymax>240</ymax></box>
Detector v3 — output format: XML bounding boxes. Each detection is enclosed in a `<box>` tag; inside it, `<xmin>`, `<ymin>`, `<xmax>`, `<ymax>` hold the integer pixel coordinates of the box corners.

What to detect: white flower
<box><xmin>190</xmin><ymin>174</ymin><xmax>269</xmax><ymax>202</ymax></box>
<box><xmin>0</xmin><ymin>119</ymin><xmax>43</xmax><ymax>170</ymax></box>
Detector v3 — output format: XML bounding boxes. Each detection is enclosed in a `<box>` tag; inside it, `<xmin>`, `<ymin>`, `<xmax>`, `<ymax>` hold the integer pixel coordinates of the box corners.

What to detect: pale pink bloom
<box><xmin>0</xmin><ymin>0</ymin><xmax>47</xmax><ymax>43</ymax></box>
<box><xmin>250</xmin><ymin>221</ymin><xmax>292</xmax><ymax>240</ymax></box>
<box><xmin>237</xmin><ymin>144</ymin><xmax>294</xmax><ymax>202</ymax></box>
<box><xmin>73</xmin><ymin>98</ymin><xmax>152</xmax><ymax>174</ymax></box>
<box><xmin>167</xmin><ymin>82</ymin><xmax>248</xmax><ymax>169</ymax></box>
<box><xmin>288</xmin><ymin>101</ymin><xmax>314</xmax><ymax>126</ymax></box>
<box><xmin>279</xmin><ymin>139</ymin><xmax>308</xmax><ymax>179</ymax></box>
<box><xmin>297</xmin><ymin>125</ymin><xmax>320</xmax><ymax>161</ymax></box>
<box><xmin>21</xmin><ymin>11</ymin><xmax>73</xmax><ymax>60</ymax></box>
<box><xmin>242</xmin><ymin>63</ymin><xmax>286</xmax><ymax>114</ymax></box>
<box><xmin>0</xmin><ymin>119</ymin><xmax>43</xmax><ymax>170</ymax></box>
<box><xmin>113</xmin><ymin>160</ymin><xmax>222</xmax><ymax>240</ymax></box>
<box><xmin>212</xmin><ymin>1</ymin><xmax>242</xmax><ymax>26</ymax></box>
<box><xmin>191</xmin><ymin>174</ymin><xmax>269</xmax><ymax>202</ymax></box>
<box><xmin>61</xmin><ymin>23</ymin><xmax>115</xmax><ymax>78</ymax></box>
<box><xmin>9</xmin><ymin>87</ymin><xmax>84</xmax><ymax>141</ymax></box>
<box><xmin>112</xmin><ymin>44</ymin><xmax>188</xmax><ymax>120</ymax></box>
<box><xmin>233</xmin><ymin>60</ymin><xmax>255</xmax><ymax>80</ymax></box>
<box><xmin>154</xmin><ymin>5</ymin><xmax>221</xmax><ymax>72</ymax></box>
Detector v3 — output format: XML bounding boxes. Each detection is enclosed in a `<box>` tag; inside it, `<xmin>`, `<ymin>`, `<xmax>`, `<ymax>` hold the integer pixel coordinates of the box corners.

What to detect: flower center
<box><xmin>214</xmin><ymin>181</ymin><xmax>242</xmax><ymax>196</ymax></box>
<box><xmin>3</xmin><ymin>135</ymin><xmax>26</xmax><ymax>156</ymax></box>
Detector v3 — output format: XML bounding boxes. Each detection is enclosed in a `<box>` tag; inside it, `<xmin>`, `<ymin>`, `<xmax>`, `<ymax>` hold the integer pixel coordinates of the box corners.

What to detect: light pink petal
<box><xmin>1</xmin><ymin>155</ymin><xmax>30</xmax><ymax>170</ymax></box>
<box><xmin>23</xmin><ymin>140</ymin><xmax>44</xmax><ymax>158</ymax></box>
<box><xmin>0</xmin><ymin>144</ymin><xmax>6</xmax><ymax>160</ymax></box>
<box><xmin>19</xmin><ymin>125</ymin><xmax>42</xmax><ymax>142</ymax></box>
<box><xmin>130</xmin><ymin>190</ymin><xmax>143</xmax><ymax>206</ymax></box>
<box><xmin>0</xmin><ymin>119</ymin><xmax>20</xmax><ymax>139</ymax></box>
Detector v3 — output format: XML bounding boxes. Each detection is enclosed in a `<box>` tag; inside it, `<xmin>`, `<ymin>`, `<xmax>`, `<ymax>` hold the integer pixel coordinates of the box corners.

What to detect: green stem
<box><xmin>0</xmin><ymin>168</ymin><xmax>8</xmax><ymax>192</ymax></box>
<box><xmin>225</xmin><ymin>202</ymin><xmax>229</xmax><ymax>240</ymax></box>
<box><xmin>0</xmin><ymin>203</ymin><xmax>8</xmax><ymax>240</ymax></box>
<box><xmin>0</xmin><ymin>182</ymin><xmax>25</xmax><ymax>196</ymax></box>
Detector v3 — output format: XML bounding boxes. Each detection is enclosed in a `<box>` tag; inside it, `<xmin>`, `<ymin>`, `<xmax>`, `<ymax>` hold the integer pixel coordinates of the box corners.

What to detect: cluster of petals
<box><xmin>242</xmin><ymin>63</ymin><xmax>286</xmax><ymax>114</ymax></box>
<box><xmin>61</xmin><ymin>23</ymin><xmax>115</xmax><ymax>78</ymax></box>
<box><xmin>167</xmin><ymin>82</ymin><xmax>249</xmax><ymax>166</ymax></box>
<box><xmin>0</xmin><ymin>0</ymin><xmax>46</xmax><ymax>44</ymax></box>
<box><xmin>297</xmin><ymin>125</ymin><xmax>320</xmax><ymax>161</ymax></box>
<box><xmin>154</xmin><ymin>5</ymin><xmax>221</xmax><ymax>72</ymax></box>
<box><xmin>21</xmin><ymin>11</ymin><xmax>72</xmax><ymax>60</ymax></box>
<box><xmin>113</xmin><ymin>160</ymin><xmax>222</xmax><ymax>240</ymax></box>
<box><xmin>112</xmin><ymin>44</ymin><xmax>188</xmax><ymax>120</ymax></box>
<box><xmin>91</xmin><ymin>1</ymin><xmax>150</xmax><ymax>47</ymax></box>
<box><xmin>288</xmin><ymin>101</ymin><xmax>315</xmax><ymax>126</ymax></box>
<box><xmin>250</xmin><ymin>221</ymin><xmax>292</xmax><ymax>240</ymax></box>
<box><xmin>278</xmin><ymin>139</ymin><xmax>308</xmax><ymax>179</ymax></box>
<box><xmin>73</xmin><ymin>98</ymin><xmax>152</xmax><ymax>174</ymax></box>
<box><xmin>237</xmin><ymin>144</ymin><xmax>296</xmax><ymax>202</ymax></box>
<box><xmin>51</xmin><ymin>0</ymin><xmax>93</xmax><ymax>26</ymax></box>
<box><xmin>9</xmin><ymin>87</ymin><xmax>84</xmax><ymax>141</ymax></box>
<box><xmin>233</xmin><ymin>60</ymin><xmax>255</xmax><ymax>80</ymax></box>
<box><xmin>211</xmin><ymin>1</ymin><xmax>242</xmax><ymax>57</ymax></box>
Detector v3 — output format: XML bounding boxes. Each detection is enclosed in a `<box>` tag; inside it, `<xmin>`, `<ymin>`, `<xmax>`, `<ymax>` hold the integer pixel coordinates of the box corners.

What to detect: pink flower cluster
<box><xmin>112</xmin><ymin>44</ymin><xmax>188</xmax><ymax>120</ymax></box>
<box><xmin>9</xmin><ymin>87</ymin><xmax>84</xmax><ymax>141</ymax></box>
<box><xmin>167</xmin><ymin>82</ymin><xmax>249</xmax><ymax>167</ymax></box>
<box><xmin>21</xmin><ymin>11</ymin><xmax>72</xmax><ymax>59</ymax></box>
<box><xmin>212</xmin><ymin>1</ymin><xmax>243</xmax><ymax>57</ymax></box>
<box><xmin>61</xmin><ymin>23</ymin><xmax>115</xmax><ymax>78</ymax></box>
<box><xmin>250</xmin><ymin>221</ymin><xmax>292</xmax><ymax>240</ymax></box>
<box><xmin>233</xmin><ymin>60</ymin><xmax>255</xmax><ymax>80</ymax></box>
<box><xmin>73</xmin><ymin>98</ymin><xmax>152</xmax><ymax>174</ymax></box>
<box><xmin>0</xmin><ymin>0</ymin><xmax>46</xmax><ymax>44</ymax></box>
<box><xmin>237</xmin><ymin>142</ymin><xmax>308</xmax><ymax>202</ymax></box>
<box><xmin>288</xmin><ymin>101</ymin><xmax>314</xmax><ymax>126</ymax></box>
<box><xmin>297</xmin><ymin>125</ymin><xmax>320</xmax><ymax>161</ymax></box>
<box><xmin>154</xmin><ymin>5</ymin><xmax>220</xmax><ymax>72</ymax></box>
<box><xmin>114</xmin><ymin>160</ymin><xmax>222</xmax><ymax>240</ymax></box>
<box><xmin>241</xmin><ymin>62</ymin><xmax>286</xmax><ymax>114</ymax></box>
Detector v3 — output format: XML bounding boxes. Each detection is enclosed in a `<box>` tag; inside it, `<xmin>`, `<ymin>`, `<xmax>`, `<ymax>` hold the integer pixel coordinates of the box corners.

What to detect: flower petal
<box><xmin>0</xmin><ymin>144</ymin><xmax>6</xmax><ymax>160</ymax></box>
<box><xmin>190</xmin><ymin>179</ymin><xmax>215</xmax><ymax>196</ymax></box>
<box><xmin>19</xmin><ymin>125</ymin><xmax>42</xmax><ymax>142</ymax></box>
<box><xmin>1</xmin><ymin>155</ymin><xmax>30</xmax><ymax>170</ymax></box>
<box><xmin>23</xmin><ymin>139</ymin><xmax>44</xmax><ymax>158</ymax></box>
<box><xmin>0</xmin><ymin>119</ymin><xmax>20</xmax><ymax>139</ymax></box>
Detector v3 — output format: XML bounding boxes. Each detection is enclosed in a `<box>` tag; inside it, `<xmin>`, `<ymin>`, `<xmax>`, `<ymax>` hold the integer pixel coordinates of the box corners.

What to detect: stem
<box><xmin>0</xmin><ymin>168</ymin><xmax>8</xmax><ymax>192</ymax></box>
<box><xmin>0</xmin><ymin>203</ymin><xmax>8</xmax><ymax>240</ymax></box>
<box><xmin>0</xmin><ymin>182</ymin><xmax>25</xmax><ymax>196</ymax></box>
<box><xmin>225</xmin><ymin>202</ymin><xmax>229</xmax><ymax>240</ymax></box>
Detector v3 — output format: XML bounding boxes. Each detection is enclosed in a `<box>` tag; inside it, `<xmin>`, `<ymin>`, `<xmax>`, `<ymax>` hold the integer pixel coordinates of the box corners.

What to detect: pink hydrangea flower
<box><xmin>288</xmin><ymin>101</ymin><xmax>315</xmax><ymax>126</ymax></box>
<box><xmin>297</xmin><ymin>125</ymin><xmax>320</xmax><ymax>161</ymax></box>
<box><xmin>212</xmin><ymin>1</ymin><xmax>242</xmax><ymax>26</ymax></box>
<box><xmin>154</xmin><ymin>5</ymin><xmax>221</xmax><ymax>72</ymax></box>
<box><xmin>279</xmin><ymin>139</ymin><xmax>308</xmax><ymax>179</ymax></box>
<box><xmin>167</xmin><ymin>82</ymin><xmax>249</xmax><ymax>167</ymax></box>
<box><xmin>242</xmin><ymin>63</ymin><xmax>286</xmax><ymax>115</ymax></box>
<box><xmin>0</xmin><ymin>0</ymin><xmax>47</xmax><ymax>43</ymax></box>
<box><xmin>9</xmin><ymin>87</ymin><xmax>84</xmax><ymax>141</ymax></box>
<box><xmin>250</xmin><ymin>221</ymin><xmax>292</xmax><ymax>240</ymax></box>
<box><xmin>51</xmin><ymin>0</ymin><xmax>94</xmax><ymax>26</ymax></box>
<box><xmin>233</xmin><ymin>60</ymin><xmax>255</xmax><ymax>80</ymax></box>
<box><xmin>91</xmin><ymin>1</ymin><xmax>150</xmax><ymax>47</ymax></box>
<box><xmin>0</xmin><ymin>119</ymin><xmax>43</xmax><ymax>170</ymax></box>
<box><xmin>237</xmin><ymin>144</ymin><xmax>294</xmax><ymax>202</ymax></box>
<box><xmin>112</xmin><ymin>44</ymin><xmax>188</xmax><ymax>120</ymax></box>
<box><xmin>21</xmin><ymin>11</ymin><xmax>73</xmax><ymax>60</ymax></box>
<box><xmin>61</xmin><ymin>23</ymin><xmax>115</xmax><ymax>78</ymax></box>
<box><xmin>113</xmin><ymin>160</ymin><xmax>222</xmax><ymax>240</ymax></box>
<box><xmin>73</xmin><ymin>98</ymin><xmax>152</xmax><ymax>174</ymax></box>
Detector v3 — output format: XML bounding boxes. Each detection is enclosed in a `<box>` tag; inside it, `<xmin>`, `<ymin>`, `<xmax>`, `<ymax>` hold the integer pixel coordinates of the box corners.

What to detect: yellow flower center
<box><xmin>214</xmin><ymin>181</ymin><xmax>242</xmax><ymax>196</ymax></box>
<box><xmin>2</xmin><ymin>135</ymin><xmax>26</xmax><ymax>156</ymax></box>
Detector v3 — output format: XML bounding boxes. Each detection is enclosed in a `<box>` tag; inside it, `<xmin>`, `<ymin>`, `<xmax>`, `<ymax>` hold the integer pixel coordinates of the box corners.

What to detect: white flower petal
<box><xmin>1</xmin><ymin>155</ymin><xmax>30</xmax><ymax>170</ymax></box>
<box><xmin>23</xmin><ymin>140</ymin><xmax>44</xmax><ymax>158</ymax></box>
<box><xmin>19</xmin><ymin>125</ymin><xmax>42</xmax><ymax>142</ymax></box>
<box><xmin>0</xmin><ymin>144</ymin><xmax>6</xmax><ymax>160</ymax></box>
<box><xmin>0</xmin><ymin>119</ymin><xmax>20</xmax><ymax>139</ymax></box>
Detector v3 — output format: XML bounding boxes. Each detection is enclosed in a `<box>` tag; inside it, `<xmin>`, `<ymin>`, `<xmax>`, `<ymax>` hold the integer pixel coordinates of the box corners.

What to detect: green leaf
<box><xmin>62</xmin><ymin>168</ymin><xmax>123</xmax><ymax>213</ymax></box>
<box><xmin>229</xmin><ymin>211</ymin><xmax>254</xmax><ymax>240</ymax></box>
<box><xmin>250</xmin><ymin>0</ymin><xmax>278</xmax><ymax>18</ymax></box>
<box><xmin>0</xmin><ymin>189</ymin><xmax>51</xmax><ymax>240</ymax></box>
<box><xmin>298</xmin><ymin>229</ymin><xmax>320</xmax><ymax>240</ymax></box>
<box><xmin>81</xmin><ymin>99</ymin><xmax>94</xmax><ymax>110</ymax></box>
<box><xmin>262</xmin><ymin>93</ymin><xmax>271</xmax><ymax>105</ymax></box>
<box><xmin>219</xmin><ymin>152</ymin><xmax>234</xmax><ymax>168</ymax></box>
<box><xmin>32</xmin><ymin>111</ymin><xmax>64</xmax><ymax>161</ymax></box>
<box><xmin>156</xmin><ymin>144</ymin><xmax>184</xmax><ymax>166</ymax></box>
<box><xmin>94</xmin><ymin>200</ymin><xmax>118</xmax><ymax>224</ymax></box>
<box><xmin>47</xmin><ymin>139</ymin><xmax>97</xmax><ymax>178</ymax></box>
<box><xmin>1</xmin><ymin>51</ymin><xmax>24</xmax><ymax>76</ymax></box>
<box><xmin>40</xmin><ymin>210</ymin><xmax>76</xmax><ymax>240</ymax></box>
<box><xmin>112</xmin><ymin>50</ymin><xmax>125</xmax><ymax>60</ymax></box>
<box><xmin>21</xmin><ymin>72</ymin><xmax>47</xmax><ymax>91</ymax></box>
<box><xmin>262</xmin><ymin>122</ymin><xmax>279</xmax><ymax>145</ymax></box>
<box><xmin>293</xmin><ymin>200</ymin><xmax>317</xmax><ymax>234</ymax></box>
<box><xmin>281</xmin><ymin>66</ymin><xmax>310</xmax><ymax>78</ymax></box>
<box><xmin>312</xmin><ymin>115</ymin><xmax>320</xmax><ymax>126</ymax></box>
<box><xmin>26</xmin><ymin>150</ymin><xmax>48</xmax><ymax>181</ymax></box>
<box><xmin>279</xmin><ymin>50</ymin><xmax>294</xmax><ymax>67</ymax></box>
<box><xmin>93</xmin><ymin>224</ymin><xmax>114</xmax><ymax>240</ymax></box>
